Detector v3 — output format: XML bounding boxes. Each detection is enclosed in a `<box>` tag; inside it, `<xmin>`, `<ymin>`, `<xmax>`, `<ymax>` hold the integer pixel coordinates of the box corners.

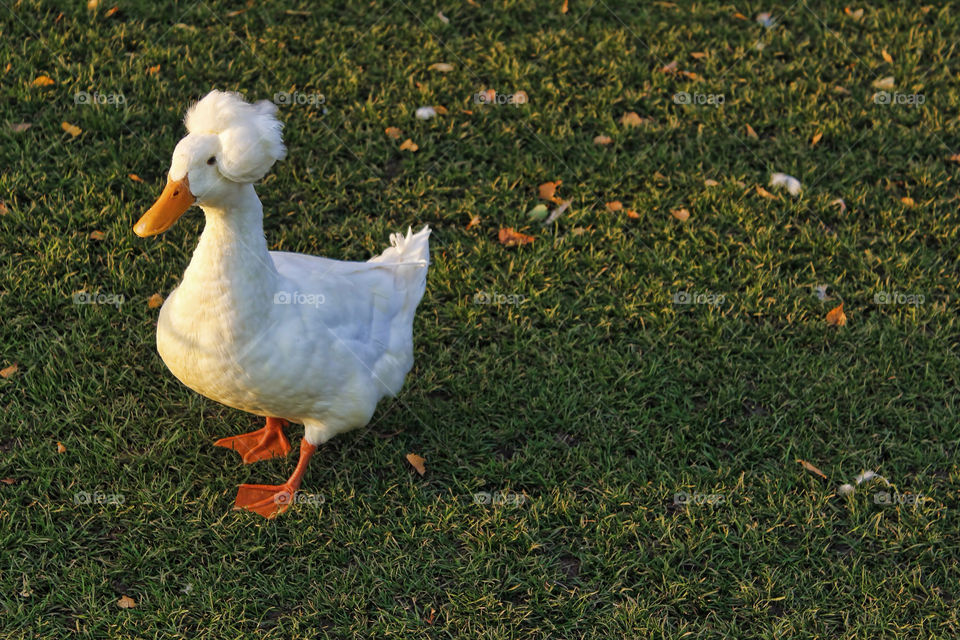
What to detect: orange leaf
<box><xmin>620</xmin><ymin>112</ymin><xmax>646</xmax><ymax>127</ymax></box>
<box><xmin>947</xmin><ymin>154</ymin><xmax>960</xmax><ymax>164</ymax></box>
<box><xmin>605</xmin><ymin>201</ymin><xmax>623</xmax><ymax>212</ymax></box>
<box><xmin>89</xmin><ymin>230</ymin><xmax>106</xmax><ymax>241</ymax></box>
<box><xmin>146</xmin><ymin>64</ymin><xmax>161</xmax><ymax>75</ymax></box>
<box><xmin>660</xmin><ymin>60</ymin><xmax>678</xmax><ymax>74</ymax></box>
<box><xmin>826</xmin><ymin>303</ymin><xmax>847</xmax><ymax>326</ymax></box>
<box><xmin>561</xmin><ymin>0</ymin><xmax>569</xmax><ymax>13</ymax></box>
<box><xmin>104</xmin><ymin>6</ymin><xmax>119</xmax><ymax>17</ymax></box>
<box><xmin>900</xmin><ymin>196</ymin><xmax>914</xmax><ymax>207</ymax></box>
<box><xmin>117</xmin><ymin>595</ymin><xmax>136</xmax><ymax>609</ymax></box>
<box><xmin>593</xmin><ymin>135</ymin><xmax>613</xmax><ymax>146</ymax></box>
<box><xmin>756</xmin><ymin>185</ymin><xmax>778</xmax><ymax>200</ymax></box>
<box><xmin>32</xmin><ymin>75</ymin><xmax>55</xmax><ymax>87</ymax></box>
<box><xmin>399</xmin><ymin>138</ymin><xmax>418</xmax><ymax>152</ymax></box>
<box><xmin>1</xmin><ymin>478</ymin><xmax>15</xmax><ymax>485</ymax></box>
<box><xmin>384</xmin><ymin>126</ymin><xmax>402</xmax><ymax>139</ymax></box>
<box><xmin>62</xmin><ymin>122</ymin><xmax>82</xmax><ymax>138</ymax></box>
<box><xmin>680</xmin><ymin>70</ymin><xmax>701</xmax><ymax>81</ymax></box>
<box><xmin>811</xmin><ymin>131</ymin><xmax>823</xmax><ymax>147</ymax></box>
<box><xmin>797</xmin><ymin>459</ymin><xmax>827</xmax><ymax>479</ymax></box>
<box><xmin>406</xmin><ymin>453</ymin><xmax>426</xmax><ymax>476</ymax></box>
<box><xmin>538</xmin><ymin>180</ymin><xmax>562</xmax><ymax>202</ymax></box>
<box><xmin>56</xmin><ymin>441</ymin><xmax>67</xmax><ymax>454</ymax></box>
<box><xmin>670</xmin><ymin>208</ymin><xmax>690</xmax><ymax>221</ymax></box>
<box><xmin>466</xmin><ymin>214</ymin><xmax>480</xmax><ymax>230</ymax></box>
<box><xmin>745</xmin><ymin>124</ymin><xmax>758</xmax><ymax>139</ymax></box>
<box><xmin>433</xmin><ymin>105</ymin><xmax>449</xmax><ymax>115</ymax></box>
<box><xmin>498</xmin><ymin>227</ymin><xmax>535</xmax><ymax>247</ymax></box>
<box><xmin>147</xmin><ymin>293</ymin><xmax>164</xmax><ymax>309</ymax></box>
<box><xmin>690</xmin><ymin>51</ymin><xmax>708</xmax><ymax>60</ymax></box>
<box><xmin>0</xmin><ymin>363</ymin><xmax>18</xmax><ymax>378</ymax></box>
<box><xmin>128</xmin><ymin>173</ymin><xmax>143</xmax><ymax>182</ymax></box>
<box><xmin>881</xmin><ymin>49</ymin><xmax>893</xmax><ymax>64</ymax></box>
<box><xmin>733</xmin><ymin>12</ymin><xmax>748</xmax><ymax>20</ymax></box>
<box><xmin>626</xmin><ymin>210</ymin><xmax>640</xmax><ymax>219</ymax></box>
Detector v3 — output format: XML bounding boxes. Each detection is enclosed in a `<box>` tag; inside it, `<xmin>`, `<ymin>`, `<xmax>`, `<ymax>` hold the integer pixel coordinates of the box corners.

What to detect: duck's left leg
<box><xmin>214</xmin><ymin>417</ymin><xmax>291</xmax><ymax>463</ymax></box>
<box><xmin>233</xmin><ymin>438</ymin><xmax>317</xmax><ymax>518</ymax></box>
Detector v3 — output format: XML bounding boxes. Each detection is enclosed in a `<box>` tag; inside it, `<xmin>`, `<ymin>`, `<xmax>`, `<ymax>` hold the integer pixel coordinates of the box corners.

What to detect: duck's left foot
<box><xmin>233</xmin><ymin>439</ymin><xmax>318</xmax><ymax>519</ymax></box>
<box><xmin>215</xmin><ymin>417</ymin><xmax>291</xmax><ymax>463</ymax></box>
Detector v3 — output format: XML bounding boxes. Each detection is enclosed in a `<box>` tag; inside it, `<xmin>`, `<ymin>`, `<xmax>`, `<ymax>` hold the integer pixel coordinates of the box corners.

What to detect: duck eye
<box><xmin>207</xmin><ymin>156</ymin><xmax>216</xmax><ymax>165</ymax></box>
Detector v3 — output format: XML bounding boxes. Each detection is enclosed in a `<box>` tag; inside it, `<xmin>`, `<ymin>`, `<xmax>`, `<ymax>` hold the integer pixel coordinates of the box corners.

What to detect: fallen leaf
<box><xmin>466</xmin><ymin>214</ymin><xmax>480</xmax><ymax>229</ymax></box>
<box><xmin>61</xmin><ymin>122</ymin><xmax>82</xmax><ymax>137</ymax></box>
<box><xmin>947</xmin><ymin>154</ymin><xmax>960</xmax><ymax>164</ymax></box>
<box><xmin>811</xmin><ymin>131</ymin><xmax>823</xmax><ymax>147</ymax></box>
<box><xmin>528</xmin><ymin>204</ymin><xmax>549</xmax><ymax>221</ymax></box>
<box><xmin>1</xmin><ymin>478</ymin><xmax>15</xmax><ymax>485</ymax></box>
<box><xmin>830</xmin><ymin>198</ymin><xmax>847</xmax><ymax>212</ymax></box>
<box><xmin>225</xmin><ymin>9</ymin><xmax>245</xmax><ymax>17</ymax></box>
<box><xmin>756</xmin><ymin>185</ymin><xmax>778</xmax><ymax>200</ymax></box>
<box><xmin>544</xmin><ymin>201</ymin><xmax>569</xmax><ymax>225</ymax></box>
<box><xmin>405</xmin><ymin>453</ymin><xmax>426</xmax><ymax>476</ymax></box>
<box><xmin>128</xmin><ymin>174</ymin><xmax>143</xmax><ymax>183</ymax></box>
<box><xmin>679</xmin><ymin>70</ymin><xmax>701</xmax><ymax>81</ymax></box>
<box><xmin>660</xmin><ymin>60</ymin><xmax>678</xmax><ymax>73</ymax></box>
<box><xmin>844</xmin><ymin>6</ymin><xmax>864</xmax><ymax>20</ymax></box>
<box><xmin>826</xmin><ymin>303</ymin><xmax>847</xmax><ymax>326</ymax></box>
<box><xmin>797</xmin><ymin>459</ymin><xmax>827</xmax><ymax>480</ymax></box>
<box><xmin>498</xmin><ymin>227</ymin><xmax>535</xmax><ymax>247</ymax></box>
<box><xmin>690</xmin><ymin>51</ymin><xmax>708</xmax><ymax>60</ymax></box>
<box><xmin>437</xmin><ymin>10</ymin><xmax>449</xmax><ymax>23</ymax></box>
<box><xmin>147</xmin><ymin>293</ymin><xmax>164</xmax><ymax>309</ymax></box>
<box><xmin>117</xmin><ymin>595</ymin><xmax>136</xmax><ymax>609</ymax></box>
<box><xmin>872</xmin><ymin>76</ymin><xmax>895</xmax><ymax>90</ymax></box>
<box><xmin>881</xmin><ymin>49</ymin><xmax>893</xmax><ymax>64</ymax></box>
<box><xmin>561</xmin><ymin>0</ymin><xmax>569</xmax><ymax>13</ymax></box>
<box><xmin>433</xmin><ymin>105</ymin><xmax>449</xmax><ymax>115</ymax></box>
<box><xmin>32</xmin><ymin>75</ymin><xmax>55</xmax><ymax>87</ymax></box>
<box><xmin>733</xmin><ymin>11</ymin><xmax>748</xmax><ymax>20</ymax></box>
<box><xmin>56</xmin><ymin>441</ymin><xmax>66</xmax><ymax>454</ymax></box>
<box><xmin>0</xmin><ymin>202</ymin><xmax>7</xmax><ymax>215</ymax></box>
<box><xmin>900</xmin><ymin>196</ymin><xmax>914</xmax><ymax>207</ymax></box>
<box><xmin>670</xmin><ymin>208</ymin><xmax>690</xmax><ymax>221</ymax></box>
<box><xmin>626</xmin><ymin>210</ymin><xmax>640</xmax><ymax>219</ymax></box>
<box><xmin>399</xmin><ymin>138</ymin><xmax>418</xmax><ymax>152</ymax></box>
<box><xmin>704</xmin><ymin>179</ymin><xmax>719</xmax><ymax>187</ymax></box>
<box><xmin>620</xmin><ymin>112</ymin><xmax>646</xmax><ymax>127</ymax></box>
<box><xmin>87</xmin><ymin>0</ymin><xmax>99</xmax><ymax>8</ymax></box>
<box><xmin>147</xmin><ymin>64</ymin><xmax>160</xmax><ymax>75</ymax></box>
<box><xmin>538</xmin><ymin>180</ymin><xmax>562</xmax><ymax>202</ymax></box>
<box><xmin>104</xmin><ymin>6</ymin><xmax>119</xmax><ymax>17</ymax></box>
<box><xmin>593</xmin><ymin>135</ymin><xmax>613</xmax><ymax>145</ymax></box>
<box><xmin>0</xmin><ymin>363</ymin><xmax>18</xmax><ymax>378</ymax></box>
<box><xmin>428</xmin><ymin>62</ymin><xmax>454</xmax><ymax>72</ymax></box>
<box><xmin>605</xmin><ymin>201</ymin><xmax>623</xmax><ymax>212</ymax></box>
<box><xmin>89</xmin><ymin>230</ymin><xmax>106</xmax><ymax>241</ymax></box>
<box><xmin>833</xmin><ymin>85</ymin><xmax>851</xmax><ymax>95</ymax></box>
<box><xmin>745</xmin><ymin>124</ymin><xmax>758</xmax><ymax>139</ymax></box>
<box><xmin>10</xmin><ymin>123</ymin><xmax>31</xmax><ymax>133</ymax></box>
<box><xmin>384</xmin><ymin>126</ymin><xmax>402</xmax><ymax>139</ymax></box>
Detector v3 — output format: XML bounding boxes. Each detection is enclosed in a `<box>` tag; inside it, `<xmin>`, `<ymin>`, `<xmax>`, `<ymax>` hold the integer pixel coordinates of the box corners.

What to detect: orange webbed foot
<box><xmin>215</xmin><ymin>417</ymin><xmax>291</xmax><ymax>463</ymax></box>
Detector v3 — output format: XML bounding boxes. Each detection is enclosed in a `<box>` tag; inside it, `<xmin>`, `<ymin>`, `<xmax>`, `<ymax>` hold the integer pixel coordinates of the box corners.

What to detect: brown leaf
<box><xmin>826</xmin><ymin>303</ymin><xmax>847</xmax><ymax>326</ymax></box>
<box><xmin>900</xmin><ymin>196</ymin><xmax>914</xmax><ymax>207</ymax></box>
<box><xmin>690</xmin><ymin>51</ymin><xmax>708</xmax><ymax>60</ymax></box>
<box><xmin>146</xmin><ymin>64</ymin><xmax>161</xmax><ymax>75</ymax></box>
<box><xmin>755</xmin><ymin>185</ymin><xmax>778</xmax><ymax>200</ymax></box>
<box><xmin>147</xmin><ymin>293</ymin><xmax>164</xmax><ymax>309</ymax></box>
<box><xmin>87</xmin><ymin>0</ymin><xmax>99</xmax><ymax>9</ymax></box>
<box><xmin>0</xmin><ymin>363</ymin><xmax>18</xmax><ymax>378</ymax></box>
<box><xmin>605</xmin><ymin>201</ymin><xmax>623</xmax><ymax>212</ymax></box>
<box><xmin>405</xmin><ymin>453</ymin><xmax>426</xmax><ymax>476</ymax></box>
<box><xmin>811</xmin><ymin>131</ymin><xmax>823</xmax><ymax>147</ymax></box>
<box><xmin>56</xmin><ymin>441</ymin><xmax>67</xmax><ymax>454</ymax></box>
<box><xmin>433</xmin><ymin>105</ymin><xmax>449</xmax><ymax>115</ymax></box>
<box><xmin>626</xmin><ymin>210</ymin><xmax>640</xmax><ymax>219</ymax></box>
<box><xmin>797</xmin><ymin>459</ymin><xmax>827</xmax><ymax>480</ymax></box>
<box><xmin>745</xmin><ymin>124</ymin><xmax>758</xmax><ymax>139</ymax></box>
<box><xmin>104</xmin><ymin>6</ymin><xmax>119</xmax><ymax>17</ymax></box>
<box><xmin>538</xmin><ymin>180</ymin><xmax>562</xmax><ymax>202</ymax></box>
<box><xmin>498</xmin><ymin>227</ymin><xmax>535</xmax><ymax>247</ymax></box>
<box><xmin>704</xmin><ymin>179</ymin><xmax>719</xmax><ymax>187</ymax></box>
<box><xmin>399</xmin><ymin>138</ymin><xmax>418</xmax><ymax>152</ymax></box>
<box><xmin>10</xmin><ymin>123</ymin><xmax>31</xmax><ymax>133</ymax></box>
<box><xmin>660</xmin><ymin>60</ymin><xmax>678</xmax><ymax>73</ymax></box>
<box><xmin>593</xmin><ymin>135</ymin><xmax>613</xmax><ymax>146</ymax></box>
<box><xmin>32</xmin><ymin>75</ymin><xmax>55</xmax><ymax>87</ymax></box>
<box><xmin>62</xmin><ymin>122</ymin><xmax>82</xmax><ymax>138</ymax></box>
<box><xmin>733</xmin><ymin>12</ymin><xmax>748</xmax><ymax>20</ymax></box>
<box><xmin>466</xmin><ymin>214</ymin><xmax>480</xmax><ymax>230</ymax></box>
<box><xmin>561</xmin><ymin>0</ymin><xmax>569</xmax><ymax>13</ymax></box>
<box><xmin>620</xmin><ymin>112</ymin><xmax>646</xmax><ymax>127</ymax></box>
<box><xmin>89</xmin><ymin>230</ymin><xmax>106</xmax><ymax>241</ymax></box>
<box><xmin>0</xmin><ymin>202</ymin><xmax>7</xmax><ymax>215</ymax></box>
<box><xmin>872</xmin><ymin>76</ymin><xmax>895</xmax><ymax>90</ymax></box>
<box><xmin>670</xmin><ymin>208</ymin><xmax>690</xmax><ymax>221</ymax></box>
<box><xmin>384</xmin><ymin>126</ymin><xmax>402</xmax><ymax>139</ymax></box>
<box><xmin>881</xmin><ymin>49</ymin><xmax>893</xmax><ymax>64</ymax></box>
<box><xmin>1</xmin><ymin>478</ymin><xmax>16</xmax><ymax>485</ymax></box>
<box><xmin>947</xmin><ymin>154</ymin><xmax>960</xmax><ymax>164</ymax></box>
<box><xmin>117</xmin><ymin>595</ymin><xmax>136</xmax><ymax>609</ymax></box>
<box><xmin>679</xmin><ymin>70</ymin><xmax>701</xmax><ymax>81</ymax></box>
<box><xmin>428</xmin><ymin>62</ymin><xmax>454</xmax><ymax>72</ymax></box>
<box><xmin>128</xmin><ymin>173</ymin><xmax>143</xmax><ymax>183</ymax></box>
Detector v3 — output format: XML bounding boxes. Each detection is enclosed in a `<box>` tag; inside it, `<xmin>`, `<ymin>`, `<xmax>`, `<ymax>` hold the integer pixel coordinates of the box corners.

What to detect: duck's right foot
<box><xmin>214</xmin><ymin>417</ymin><xmax>291</xmax><ymax>463</ymax></box>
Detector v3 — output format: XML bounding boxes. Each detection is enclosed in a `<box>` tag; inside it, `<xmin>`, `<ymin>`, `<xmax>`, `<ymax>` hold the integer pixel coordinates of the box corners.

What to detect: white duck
<box><xmin>134</xmin><ymin>90</ymin><xmax>430</xmax><ymax>518</ymax></box>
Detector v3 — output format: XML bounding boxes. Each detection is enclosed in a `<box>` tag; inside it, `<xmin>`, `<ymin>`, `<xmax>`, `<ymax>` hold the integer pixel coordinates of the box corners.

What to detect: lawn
<box><xmin>1</xmin><ymin>1</ymin><xmax>959</xmax><ymax>638</ymax></box>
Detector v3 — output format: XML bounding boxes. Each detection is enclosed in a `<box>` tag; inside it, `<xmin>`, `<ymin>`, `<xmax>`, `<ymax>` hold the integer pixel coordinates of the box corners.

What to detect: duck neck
<box><xmin>181</xmin><ymin>183</ymin><xmax>278</xmax><ymax>308</ymax></box>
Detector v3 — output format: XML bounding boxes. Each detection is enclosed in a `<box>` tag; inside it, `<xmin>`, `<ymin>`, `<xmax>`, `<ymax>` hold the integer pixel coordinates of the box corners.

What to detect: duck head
<box><xmin>134</xmin><ymin>90</ymin><xmax>286</xmax><ymax>237</ymax></box>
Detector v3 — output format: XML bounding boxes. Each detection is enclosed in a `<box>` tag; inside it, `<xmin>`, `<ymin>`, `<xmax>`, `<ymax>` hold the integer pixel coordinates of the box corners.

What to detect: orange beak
<box><xmin>134</xmin><ymin>177</ymin><xmax>195</xmax><ymax>237</ymax></box>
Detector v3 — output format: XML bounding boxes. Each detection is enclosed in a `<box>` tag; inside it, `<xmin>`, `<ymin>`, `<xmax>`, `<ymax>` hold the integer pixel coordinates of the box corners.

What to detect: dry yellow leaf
<box><xmin>826</xmin><ymin>303</ymin><xmax>847</xmax><ymax>326</ymax></box>
<box><xmin>89</xmin><ymin>230</ymin><xmax>106</xmax><ymax>241</ymax></box>
<box><xmin>561</xmin><ymin>0</ymin><xmax>569</xmax><ymax>13</ymax></box>
<box><xmin>56</xmin><ymin>441</ymin><xmax>67</xmax><ymax>454</ymax></box>
<box><xmin>620</xmin><ymin>112</ymin><xmax>646</xmax><ymax>127</ymax></box>
<box><xmin>797</xmin><ymin>459</ymin><xmax>827</xmax><ymax>479</ymax></box>
<box><xmin>756</xmin><ymin>185</ymin><xmax>778</xmax><ymax>200</ymax></box>
<box><xmin>62</xmin><ymin>122</ymin><xmax>82</xmax><ymax>138</ymax></box>
<box><xmin>844</xmin><ymin>6</ymin><xmax>864</xmax><ymax>20</ymax></box>
<box><xmin>117</xmin><ymin>595</ymin><xmax>136</xmax><ymax>609</ymax></box>
<box><xmin>626</xmin><ymin>210</ymin><xmax>640</xmax><ymax>219</ymax></box>
<box><xmin>0</xmin><ymin>363</ymin><xmax>18</xmax><ymax>378</ymax></box>
<box><xmin>32</xmin><ymin>75</ymin><xmax>55</xmax><ymax>87</ymax></box>
<box><xmin>733</xmin><ymin>11</ymin><xmax>748</xmax><ymax>20</ymax></box>
<box><xmin>466</xmin><ymin>214</ymin><xmax>480</xmax><ymax>230</ymax></box>
<box><xmin>872</xmin><ymin>76</ymin><xmax>895</xmax><ymax>90</ymax></box>
<box><xmin>745</xmin><ymin>124</ymin><xmax>758</xmax><ymax>139</ymax></box>
<box><xmin>680</xmin><ymin>70</ymin><xmax>701</xmax><ymax>81</ymax></box>
<box><xmin>605</xmin><ymin>201</ymin><xmax>623</xmax><ymax>212</ymax></box>
<box><xmin>104</xmin><ymin>6</ymin><xmax>119</xmax><ymax>17</ymax></box>
<box><xmin>129</xmin><ymin>174</ymin><xmax>143</xmax><ymax>183</ymax></box>
<box><xmin>87</xmin><ymin>0</ymin><xmax>100</xmax><ymax>9</ymax></box>
<box><xmin>881</xmin><ymin>49</ymin><xmax>893</xmax><ymax>63</ymax></box>
<box><xmin>428</xmin><ymin>62</ymin><xmax>454</xmax><ymax>72</ymax></box>
<box><xmin>690</xmin><ymin>51</ymin><xmax>708</xmax><ymax>60</ymax></box>
<box><xmin>384</xmin><ymin>126</ymin><xmax>402</xmax><ymax>139</ymax></box>
<box><xmin>593</xmin><ymin>135</ymin><xmax>613</xmax><ymax>146</ymax></box>
<box><xmin>399</xmin><ymin>138</ymin><xmax>418</xmax><ymax>152</ymax></box>
<box><xmin>148</xmin><ymin>293</ymin><xmax>164</xmax><ymax>309</ymax></box>
<box><xmin>947</xmin><ymin>154</ymin><xmax>960</xmax><ymax>164</ymax></box>
<box><xmin>147</xmin><ymin>65</ymin><xmax>161</xmax><ymax>75</ymax></box>
<box><xmin>433</xmin><ymin>105</ymin><xmax>449</xmax><ymax>115</ymax></box>
<box><xmin>704</xmin><ymin>179</ymin><xmax>719</xmax><ymax>187</ymax></box>
<box><xmin>901</xmin><ymin>196</ymin><xmax>915</xmax><ymax>207</ymax></box>
<box><xmin>406</xmin><ymin>453</ymin><xmax>426</xmax><ymax>475</ymax></box>
<box><xmin>538</xmin><ymin>180</ymin><xmax>562</xmax><ymax>202</ymax></box>
<box><xmin>671</xmin><ymin>208</ymin><xmax>690</xmax><ymax>221</ymax></box>
<box><xmin>498</xmin><ymin>227</ymin><xmax>535</xmax><ymax>247</ymax></box>
<box><xmin>660</xmin><ymin>60</ymin><xmax>678</xmax><ymax>74</ymax></box>
<box><xmin>811</xmin><ymin>131</ymin><xmax>823</xmax><ymax>147</ymax></box>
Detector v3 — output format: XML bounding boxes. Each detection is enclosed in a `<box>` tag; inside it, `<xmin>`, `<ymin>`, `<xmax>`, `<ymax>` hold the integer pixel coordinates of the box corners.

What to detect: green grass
<box><xmin>2</xmin><ymin>1</ymin><xmax>959</xmax><ymax>637</ymax></box>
